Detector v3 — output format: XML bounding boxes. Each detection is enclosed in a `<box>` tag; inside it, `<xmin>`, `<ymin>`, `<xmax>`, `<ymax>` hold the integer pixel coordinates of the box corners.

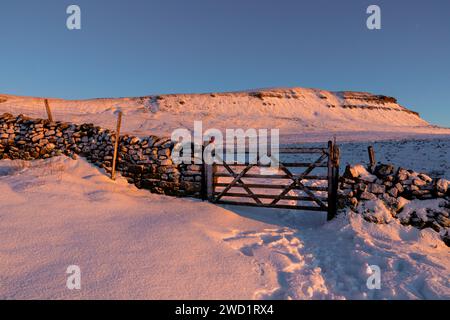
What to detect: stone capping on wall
<box><xmin>0</xmin><ymin>113</ymin><xmax>202</xmax><ymax>197</ymax></box>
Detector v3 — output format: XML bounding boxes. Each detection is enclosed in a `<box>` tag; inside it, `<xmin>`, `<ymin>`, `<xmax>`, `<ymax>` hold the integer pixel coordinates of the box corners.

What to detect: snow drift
<box><xmin>0</xmin><ymin>156</ymin><xmax>448</xmax><ymax>299</ymax></box>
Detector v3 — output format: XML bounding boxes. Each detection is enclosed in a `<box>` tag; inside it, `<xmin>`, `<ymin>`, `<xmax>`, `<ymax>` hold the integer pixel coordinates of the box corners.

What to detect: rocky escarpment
<box><xmin>0</xmin><ymin>113</ymin><xmax>202</xmax><ymax>197</ymax></box>
<box><xmin>326</xmin><ymin>91</ymin><xmax>420</xmax><ymax>117</ymax></box>
<box><xmin>247</xmin><ymin>89</ymin><xmax>421</xmax><ymax>116</ymax></box>
<box><xmin>339</xmin><ymin>163</ymin><xmax>450</xmax><ymax>245</ymax></box>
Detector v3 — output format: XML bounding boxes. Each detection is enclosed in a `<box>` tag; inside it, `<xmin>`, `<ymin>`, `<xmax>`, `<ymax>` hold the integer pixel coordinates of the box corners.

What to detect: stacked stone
<box><xmin>0</xmin><ymin>113</ymin><xmax>202</xmax><ymax>197</ymax></box>
<box><xmin>116</xmin><ymin>136</ymin><xmax>202</xmax><ymax>197</ymax></box>
<box><xmin>0</xmin><ymin>113</ymin><xmax>72</xmax><ymax>160</ymax></box>
<box><xmin>339</xmin><ymin>163</ymin><xmax>450</xmax><ymax>246</ymax></box>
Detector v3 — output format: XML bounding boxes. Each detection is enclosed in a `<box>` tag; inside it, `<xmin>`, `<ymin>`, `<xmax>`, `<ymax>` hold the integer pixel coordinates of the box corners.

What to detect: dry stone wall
<box><xmin>339</xmin><ymin>163</ymin><xmax>450</xmax><ymax>245</ymax></box>
<box><xmin>0</xmin><ymin>113</ymin><xmax>202</xmax><ymax>197</ymax></box>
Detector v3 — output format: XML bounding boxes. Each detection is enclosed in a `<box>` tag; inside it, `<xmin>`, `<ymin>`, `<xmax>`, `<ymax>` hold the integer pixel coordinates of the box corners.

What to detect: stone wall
<box><xmin>339</xmin><ymin>163</ymin><xmax>450</xmax><ymax>245</ymax></box>
<box><xmin>0</xmin><ymin>113</ymin><xmax>202</xmax><ymax>197</ymax></box>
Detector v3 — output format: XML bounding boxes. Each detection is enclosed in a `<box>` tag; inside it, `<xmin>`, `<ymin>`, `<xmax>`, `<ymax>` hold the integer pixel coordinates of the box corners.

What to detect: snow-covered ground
<box><xmin>0</xmin><ymin>156</ymin><xmax>448</xmax><ymax>299</ymax></box>
<box><xmin>285</xmin><ymin>138</ymin><xmax>450</xmax><ymax>178</ymax></box>
<box><xmin>1</xmin><ymin>88</ymin><xmax>449</xmax><ymax>299</ymax></box>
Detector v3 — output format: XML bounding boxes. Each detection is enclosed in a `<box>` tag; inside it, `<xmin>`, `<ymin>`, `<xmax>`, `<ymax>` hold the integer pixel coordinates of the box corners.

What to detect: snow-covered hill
<box><xmin>1</xmin><ymin>88</ymin><xmax>449</xmax><ymax>143</ymax></box>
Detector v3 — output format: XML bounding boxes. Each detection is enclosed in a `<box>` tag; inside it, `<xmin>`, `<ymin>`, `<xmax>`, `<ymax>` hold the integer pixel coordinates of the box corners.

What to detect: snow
<box><xmin>398</xmin><ymin>199</ymin><xmax>447</xmax><ymax>224</ymax></box>
<box><xmin>0</xmin><ymin>157</ymin><xmax>448</xmax><ymax>299</ymax></box>
<box><xmin>0</xmin><ymin>88</ymin><xmax>449</xmax><ymax>299</ymax></box>
<box><xmin>0</xmin><ymin>157</ymin><xmax>279</xmax><ymax>299</ymax></box>
<box><xmin>350</xmin><ymin>164</ymin><xmax>377</xmax><ymax>182</ymax></box>
<box><xmin>358</xmin><ymin>200</ymin><xmax>394</xmax><ymax>224</ymax></box>
<box><xmin>1</xmin><ymin>87</ymin><xmax>449</xmax><ymax>144</ymax></box>
<box><xmin>336</xmin><ymin>138</ymin><xmax>450</xmax><ymax>178</ymax></box>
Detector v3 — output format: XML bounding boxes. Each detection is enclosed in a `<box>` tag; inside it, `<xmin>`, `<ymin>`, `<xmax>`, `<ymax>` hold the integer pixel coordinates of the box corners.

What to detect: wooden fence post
<box><xmin>327</xmin><ymin>140</ymin><xmax>339</xmax><ymax>221</ymax></box>
<box><xmin>44</xmin><ymin>99</ymin><xmax>54</xmax><ymax>122</ymax></box>
<box><xmin>111</xmin><ymin>111</ymin><xmax>122</xmax><ymax>180</ymax></box>
<box><xmin>368</xmin><ymin>146</ymin><xmax>376</xmax><ymax>173</ymax></box>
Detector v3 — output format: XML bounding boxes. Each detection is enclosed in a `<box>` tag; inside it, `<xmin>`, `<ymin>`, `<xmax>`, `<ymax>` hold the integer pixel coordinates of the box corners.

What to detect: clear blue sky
<box><xmin>1</xmin><ymin>0</ymin><xmax>449</xmax><ymax>126</ymax></box>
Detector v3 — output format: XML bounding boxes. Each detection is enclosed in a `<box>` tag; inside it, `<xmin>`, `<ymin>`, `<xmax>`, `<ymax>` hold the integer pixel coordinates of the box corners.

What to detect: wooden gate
<box><xmin>204</xmin><ymin>141</ymin><xmax>340</xmax><ymax>220</ymax></box>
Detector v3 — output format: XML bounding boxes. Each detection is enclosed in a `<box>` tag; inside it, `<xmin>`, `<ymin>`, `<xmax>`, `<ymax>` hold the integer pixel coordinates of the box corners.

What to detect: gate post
<box><xmin>327</xmin><ymin>141</ymin><xmax>339</xmax><ymax>221</ymax></box>
<box><xmin>204</xmin><ymin>163</ymin><xmax>214</xmax><ymax>201</ymax></box>
<box><xmin>202</xmin><ymin>140</ymin><xmax>215</xmax><ymax>201</ymax></box>
<box><xmin>333</xmin><ymin>145</ymin><xmax>340</xmax><ymax>215</ymax></box>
